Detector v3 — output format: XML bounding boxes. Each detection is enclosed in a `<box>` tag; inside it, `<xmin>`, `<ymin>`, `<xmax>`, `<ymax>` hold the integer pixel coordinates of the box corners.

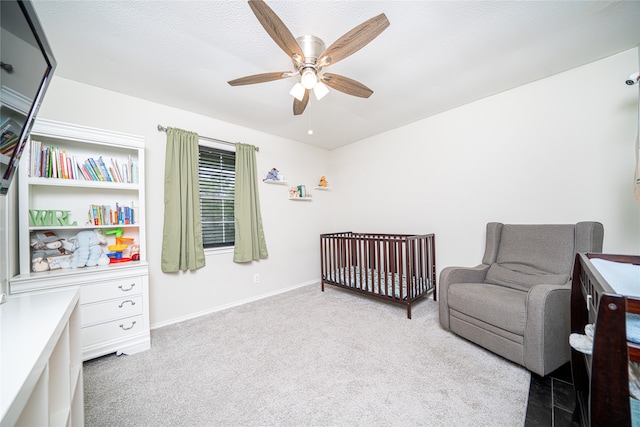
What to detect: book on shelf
<box><xmin>97</xmin><ymin>156</ymin><xmax>113</xmax><ymax>182</ymax></box>
<box><xmin>110</xmin><ymin>158</ymin><xmax>122</xmax><ymax>182</ymax></box>
<box><xmin>86</xmin><ymin>157</ymin><xmax>106</xmax><ymax>181</ymax></box>
<box><xmin>28</xmin><ymin>140</ymin><xmax>139</xmax><ymax>183</ymax></box>
<box><xmin>88</xmin><ymin>202</ymin><xmax>137</xmax><ymax>226</ymax></box>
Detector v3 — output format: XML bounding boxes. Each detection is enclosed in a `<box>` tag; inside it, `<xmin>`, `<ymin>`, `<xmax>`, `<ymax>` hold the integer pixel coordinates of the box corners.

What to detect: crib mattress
<box><xmin>326</xmin><ymin>266</ymin><xmax>428</xmax><ymax>300</ymax></box>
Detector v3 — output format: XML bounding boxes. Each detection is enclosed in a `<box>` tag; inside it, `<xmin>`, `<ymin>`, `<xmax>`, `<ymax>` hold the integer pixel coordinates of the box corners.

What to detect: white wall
<box><xmin>329</xmin><ymin>48</ymin><xmax>640</xmax><ymax>273</ymax></box>
<box><xmin>35</xmin><ymin>77</ymin><xmax>331</xmax><ymax>327</ymax></box>
<box><xmin>18</xmin><ymin>47</ymin><xmax>640</xmax><ymax>325</ymax></box>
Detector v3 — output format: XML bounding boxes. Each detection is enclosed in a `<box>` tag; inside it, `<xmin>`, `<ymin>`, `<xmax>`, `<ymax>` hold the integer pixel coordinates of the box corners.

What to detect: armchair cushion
<box><xmin>485</xmin><ymin>264</ymin><xmax>569</xmax><ymax>290</ymax></box>
<box><xmin>483</xmin><ymin>224</ymin><xmax>575</xmax><ymax>291</ymax></box>
<box><xmin>448</xmin><ymin>282</ymin><xmax>527</xmax><ymax>335</ymax></box>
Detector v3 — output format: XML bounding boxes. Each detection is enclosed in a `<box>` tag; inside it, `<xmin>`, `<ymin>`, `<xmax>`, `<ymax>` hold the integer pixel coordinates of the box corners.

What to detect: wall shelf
<box><xmin>289</xmin><ymin>197</ymin><xmax>312</xmax><ymax>201</ymax></box>
<box><xmin>263</xmin><ymin>180</ymin><xmax>288</xmax><ymax>185</ymax></box>
<box><xmin>314</xmin><ymin>186</ymin><xmax>331</xmax><ymax>191</ymax></box>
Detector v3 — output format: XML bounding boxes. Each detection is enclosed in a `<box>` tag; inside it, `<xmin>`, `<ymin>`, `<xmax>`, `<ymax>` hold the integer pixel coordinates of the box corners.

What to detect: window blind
<box><xmin>199</xmin><ymin>146</ymin><xmax>235</xmax><ymax>247</ymax></box>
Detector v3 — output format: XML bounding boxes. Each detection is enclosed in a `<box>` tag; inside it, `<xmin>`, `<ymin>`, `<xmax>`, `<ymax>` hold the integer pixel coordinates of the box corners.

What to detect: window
<box><xmin>198</xmin><ymin>145</ymin><xmax>235</xmax><ymax>248</ymax></box>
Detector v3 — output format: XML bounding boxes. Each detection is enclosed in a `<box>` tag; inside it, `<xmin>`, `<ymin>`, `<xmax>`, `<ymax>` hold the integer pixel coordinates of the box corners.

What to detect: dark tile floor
<box><xmin>525</xmin><ymin>362</ymin><xmax>580</xmax><ymax>427</ymax></box>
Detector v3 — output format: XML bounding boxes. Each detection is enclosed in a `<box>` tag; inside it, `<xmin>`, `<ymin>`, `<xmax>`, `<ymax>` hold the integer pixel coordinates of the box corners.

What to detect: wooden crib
<box><xmin>320</xmin><ymin>232</ymin><xmax>436</xmax><ymax>319</ymax></box>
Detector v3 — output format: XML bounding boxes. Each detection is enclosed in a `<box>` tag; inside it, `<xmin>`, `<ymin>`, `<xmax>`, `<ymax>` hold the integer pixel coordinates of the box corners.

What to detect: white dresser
<box><xmin>11</xmin><ymin>262</ymin><xmax>150</xmax><ymax>360</ymax></box>
<box><xmin>0</xmin><ymin>288</ymin><xmax>83</xmax><ymax>426</ymax></box>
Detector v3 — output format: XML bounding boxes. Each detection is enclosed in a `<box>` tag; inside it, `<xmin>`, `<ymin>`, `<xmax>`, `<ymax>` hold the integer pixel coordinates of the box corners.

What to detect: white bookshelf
<box><xmin>16</xmin><ymin>119</ymin><xmax>145</xmax><ymax>274</ymax></box>
<box><xmin>10</xmin><ymin>119</ymin><xmax>150</xmax><ymax>360</ymax></box>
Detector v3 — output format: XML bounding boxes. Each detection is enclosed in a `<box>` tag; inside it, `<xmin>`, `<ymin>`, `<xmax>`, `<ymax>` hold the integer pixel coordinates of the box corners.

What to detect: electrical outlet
<box><xmin>253</xmin><ymin>273</ymin><xmax>260</xmax><ymax>284</ymax></box>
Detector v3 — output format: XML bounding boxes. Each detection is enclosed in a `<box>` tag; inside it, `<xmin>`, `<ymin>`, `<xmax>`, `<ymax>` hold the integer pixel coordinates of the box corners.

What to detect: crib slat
<box><xmin>379</xmin><ymin>238</ymin><xmax>385</xmax><ymax>297</ymax></box>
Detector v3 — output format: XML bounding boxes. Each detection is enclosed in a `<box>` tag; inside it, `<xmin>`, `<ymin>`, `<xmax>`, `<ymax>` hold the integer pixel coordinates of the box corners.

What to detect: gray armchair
<box><xmin>438</xmin><ymin>222</ymin><xmax>604</xmax><ymax>376</ymax></box>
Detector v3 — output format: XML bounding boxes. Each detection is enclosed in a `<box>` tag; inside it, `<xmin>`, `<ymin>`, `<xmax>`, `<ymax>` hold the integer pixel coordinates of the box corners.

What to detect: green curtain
<box><xmin>161</xmin><ymin>127</ymin><xmax>206</xmax><ymax>272</ymax></box>
<box><xmin>233</xmin><ymin>143</ymin><xmax>268</xmax><ymax>263</ymax></box>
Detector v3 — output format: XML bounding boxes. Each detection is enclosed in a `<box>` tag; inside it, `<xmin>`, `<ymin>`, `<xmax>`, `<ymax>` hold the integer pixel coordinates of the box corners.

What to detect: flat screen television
<box><xmin>0</xmin><ymin>0</ymin><xmax>56</xmax><ymax>195</ymax></box>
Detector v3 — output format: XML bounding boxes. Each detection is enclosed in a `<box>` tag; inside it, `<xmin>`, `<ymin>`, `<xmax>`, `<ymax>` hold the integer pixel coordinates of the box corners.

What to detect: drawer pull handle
<box><xmin>119</xmin><ymin>283</ymin><xmax>136</xmax><ymax>292</ymax></box>
<box><xmin>118</xmin><ymin>300</ymin><xmax>136</xmax><ymax>308</ymax></box>
<box><xmin>119</xmin><ymin>321</ymin><xmax>137</xmax><ymax>331</ymax></box>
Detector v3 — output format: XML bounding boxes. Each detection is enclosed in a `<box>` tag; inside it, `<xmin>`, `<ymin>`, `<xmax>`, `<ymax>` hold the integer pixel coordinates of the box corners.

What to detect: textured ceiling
<box><xmin>31</xmin><ymin>1</ymin><xmax>640</xmax><ymax>150</ymax></box>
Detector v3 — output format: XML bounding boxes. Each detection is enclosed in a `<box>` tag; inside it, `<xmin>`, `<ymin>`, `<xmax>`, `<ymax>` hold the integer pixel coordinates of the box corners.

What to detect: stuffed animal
<box><xmin>30</xmin><ymin>231</ymin><xmax>70</xmax><ymax>272</ymax></box>
<box><xmin>264</xmin><ymin>168</ymin><xmax>280</xmax><ymax>181</ymax></box>
<box><xmin>319</xmin><ymin>176</ymin><xmax>328</xmax><ymax>187</ymax></box>
<box><xmin>289</xmin><ymin>186</ymin><xmax>300</xmax><ymax>198</ymax></box>
<box><xmin>68</xmin><ymin>230</ymin><xmax>110</xmax><ymax>268</ymax></box>
<box><xmin>31</xmin><ymin>230</ymin><xmax>63</xmax><ymax>251</ymax></box>
<box><xmin>31</xmin><ymin>252</ymin><xmax>52</xmax><ymax>272</ymax></box>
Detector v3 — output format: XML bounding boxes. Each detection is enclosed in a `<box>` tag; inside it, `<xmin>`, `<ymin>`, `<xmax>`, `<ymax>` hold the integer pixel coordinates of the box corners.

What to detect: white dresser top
<box><xmin>0</xmin><ymin>288</ymin><xmax>80</xmax><ymax>424</ymax></box>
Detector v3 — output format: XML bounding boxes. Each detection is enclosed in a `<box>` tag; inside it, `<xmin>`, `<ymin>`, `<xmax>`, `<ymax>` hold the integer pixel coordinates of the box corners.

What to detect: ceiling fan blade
<box><xmin>248</xmin><ymin>0</ymin><xmax>304</xmax><ymax>61</ymax></box>
<box><xmin>317</xmin><ymin>13</ymin><xmax>389</xmax><ymax>67</ymax></box>
<box><xmin>321</xmin><ymin>73</ymin><xmax>373</xmax><ymax>98</ymax></box>
<box><xmin>228</xmin><ymin>72</ymin><xmax>291</xmax><ymax>86</ymax></box>
<box><xmin>293</xmin><ymin>90</ymin><xmax>309</xmax><ymax>115</ymax></box>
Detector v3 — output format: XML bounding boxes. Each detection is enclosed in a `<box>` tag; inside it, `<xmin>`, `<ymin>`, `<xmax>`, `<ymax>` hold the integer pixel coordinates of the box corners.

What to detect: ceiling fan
<box><xmin>228</xmin><ymin>0</ymin><xmax>390</xmax><ymax>116</ymax></box>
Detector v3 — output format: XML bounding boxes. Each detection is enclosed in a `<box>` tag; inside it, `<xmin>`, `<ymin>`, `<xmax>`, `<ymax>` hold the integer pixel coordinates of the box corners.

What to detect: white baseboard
<box><xmin>150</xmin><ymin>279</ymin><xmax>319</xmax><ymax>330</ymax></box>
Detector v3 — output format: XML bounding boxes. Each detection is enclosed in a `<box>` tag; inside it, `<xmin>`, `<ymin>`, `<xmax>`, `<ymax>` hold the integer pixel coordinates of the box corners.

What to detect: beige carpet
<box><xmin>83</xmin><ymin>283</ymin><xmax>530</xmax><ymax>426</ymax></box>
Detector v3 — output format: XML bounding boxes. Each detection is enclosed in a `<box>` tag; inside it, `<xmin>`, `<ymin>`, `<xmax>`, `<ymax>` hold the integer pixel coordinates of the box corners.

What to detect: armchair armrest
<box><xmin>440</xmin><ymin>264</ymin><xmax>490</xmax><ymax>286</ymax></box>
<box><xmin>438</xmin><ymin>264</ymin><xmax>489</xmax><ymax>330</ymax></box>
<box><xmin>523</xmin><ymin>282</ymin><xmax>572</xmax><ymax>374</ymax></box>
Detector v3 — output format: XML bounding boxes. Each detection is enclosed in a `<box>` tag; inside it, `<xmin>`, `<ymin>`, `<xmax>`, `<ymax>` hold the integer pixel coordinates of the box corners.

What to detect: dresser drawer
<box><xmin>82</xmin><ymin>315</ymin><xmax>145</xmax><ymax>347</ymax></box>
<box><xmin>81</xmin><ymin>276</ymin><xmax>142</xmax><ymax>304</ymax></box>
<box><xmin>81</xmin><ymin>295</ymin><xmax>143</xmax><ymax>326</ymax></box>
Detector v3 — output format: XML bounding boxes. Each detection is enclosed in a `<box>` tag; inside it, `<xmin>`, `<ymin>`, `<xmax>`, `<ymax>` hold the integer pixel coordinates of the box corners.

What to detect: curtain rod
<box><xmin>157</xmin><ymin>125</ymin><xmax>259</xmax><ymax>152</ymax></box>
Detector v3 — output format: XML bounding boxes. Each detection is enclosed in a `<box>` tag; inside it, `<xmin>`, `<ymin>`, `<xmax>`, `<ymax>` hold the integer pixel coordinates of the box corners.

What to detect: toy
<box><xmin>31</xmin><ymin>230</ymin><xmax>63</xmax><ymax>250</ymax></box>
<box><xmin>47</xmin><ymin>254</ymin><xmax>74</xmax><ymax>270</ymax></box>
<box><xmin>129</xmin><ymin>243</ymin><xmax>140</xmax><ymax>261</ymax></box>
<box><xmin>31</xmin><ymin>251</ymin><xmax>55</xmax><ymax>272</ymax></box>
<box><xmin>319</xmin><ymin>176</ymin><xmax>328</xmax><ymax>187</ymax></box>
<box><xmin>289</xmin><ymin>186</ymin><xmax>300</xmax><ymax>198</ymax></box>
<box><xmin>30</xmin><ymin>230</ymin><xmax>73</xmax><ymax>272</ymax></box>
<box><xmin>104</xmin><ymin>227</ymin><xmax>135</xmax><ymax>263</ymax></box>
<box><xmin>68</xmin><ymin>230</ymin><xmax>110</xmax><ymax>268</ymax></box>
<box><xmin>264</xmin><ymin>168</ymin><xmax>280</xmax><ymax>181</ymax></box>
<box><xmin>104</xmin><ymin>227</ymin><xmax>124</xmax><ymax>239</ymax></box>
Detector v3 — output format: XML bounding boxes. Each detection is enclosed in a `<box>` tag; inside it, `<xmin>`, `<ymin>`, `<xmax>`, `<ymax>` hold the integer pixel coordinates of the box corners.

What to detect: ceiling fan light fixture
<box><xmin>290</xmin><ymin>82</ymin><xmax>305</xmax><ymax>101</ymax></box>
<box><xmin>313</xmin><ymin>81</ymin><xmax>329</xmax><ymax>100</ymax></box>
<box><xmin>230</xmin><ymin>1</ymin><xmax>390</xmax><ymax>116</ymax></box>
<box><xmin>300</xmin><ymin>68</ymin><xmax>318</xmax><ymax>89</ymax></box>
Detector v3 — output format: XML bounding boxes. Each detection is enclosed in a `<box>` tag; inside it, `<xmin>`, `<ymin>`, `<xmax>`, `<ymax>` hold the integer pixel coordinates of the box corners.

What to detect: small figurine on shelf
<box><xmin>289</xmin><ymin>186</ymin><xmax>300</xmax><ymax>198</ymax></box>
<box><xmin>263</xmin><ymin>168</ymin><xmax>280</xmax><ymax>182</ymax></box>
<box><xmin>319</xmin><ymin>176</ymin><xmax>328</xmax><ymax>187</ymax></box>
<box><xmin>129</xmin><ymin>243</ymin><xmax>141</xmax><ymax>261</ymax></box>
